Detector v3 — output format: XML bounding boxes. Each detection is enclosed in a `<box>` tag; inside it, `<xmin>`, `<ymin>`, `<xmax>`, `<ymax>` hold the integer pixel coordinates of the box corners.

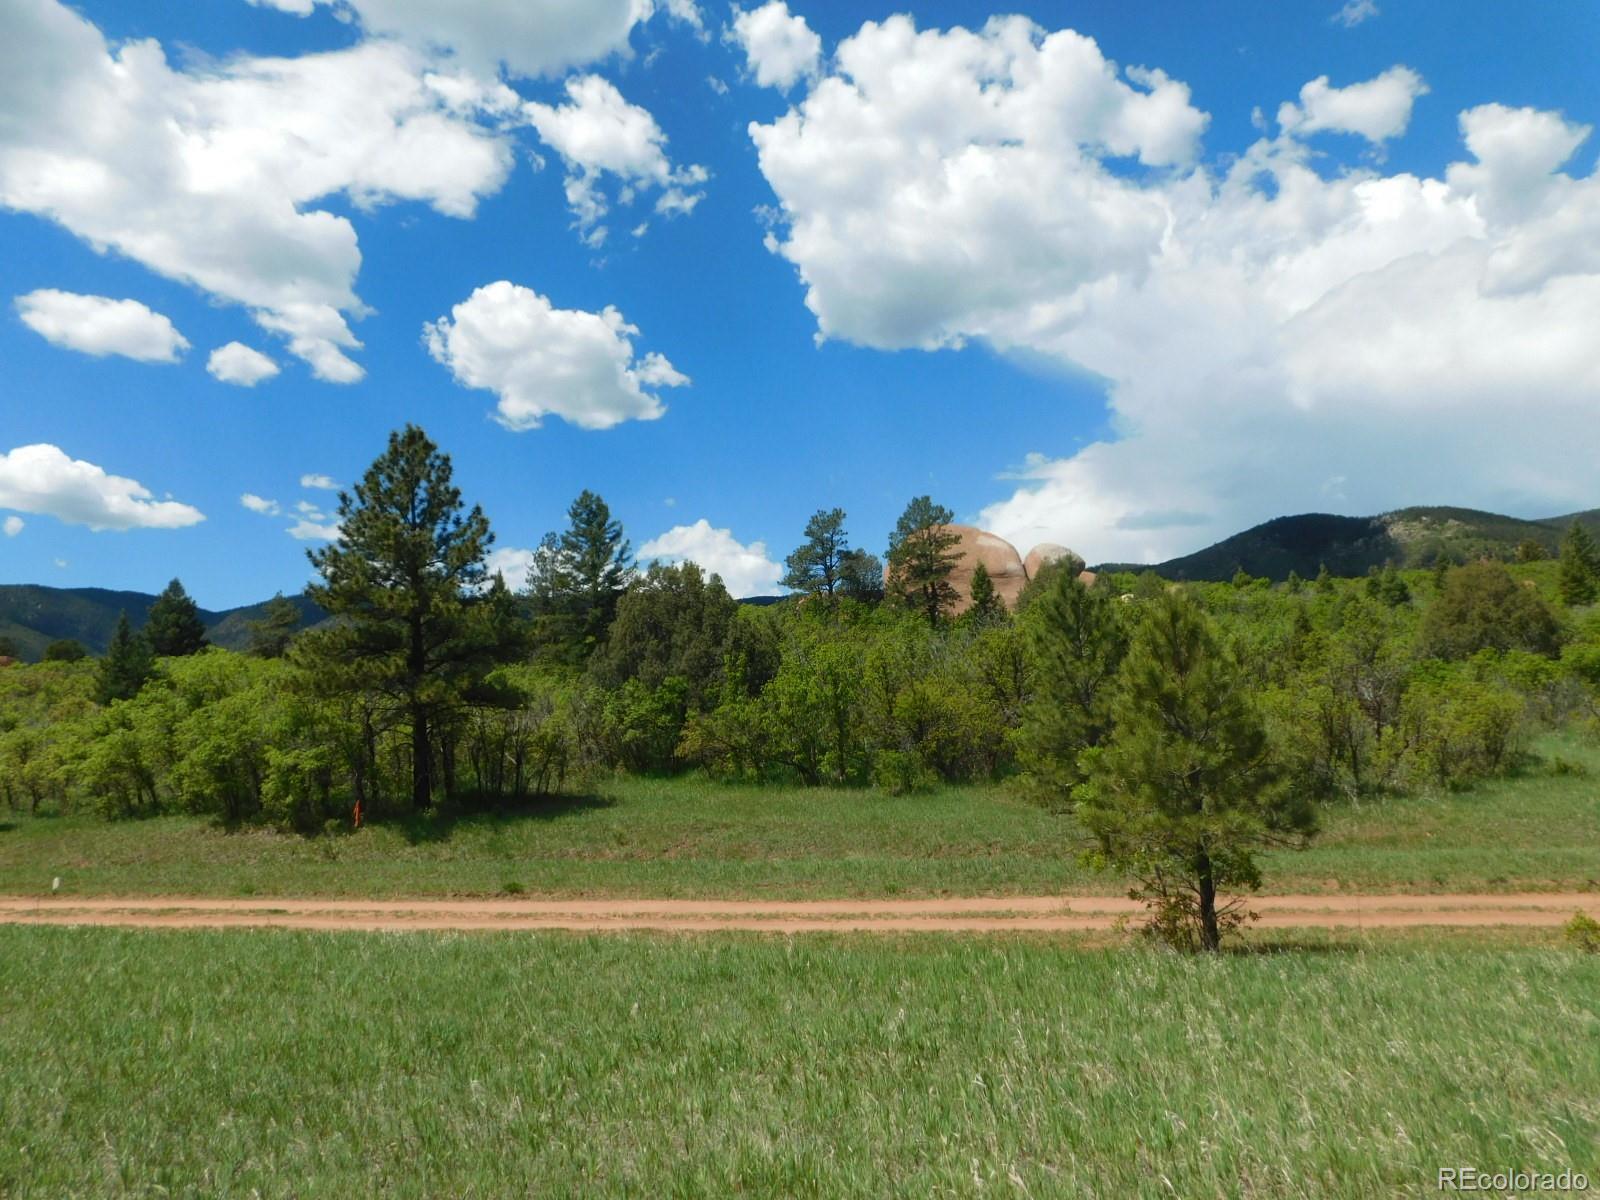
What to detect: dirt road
<box><xmin>1</xmin><ymin>892</ymin><xmax>1595</xmax><ymax>934</ymax></box>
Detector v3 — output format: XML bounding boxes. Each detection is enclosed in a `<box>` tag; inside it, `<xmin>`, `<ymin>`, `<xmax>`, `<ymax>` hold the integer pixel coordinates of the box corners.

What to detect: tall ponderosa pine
<box><xmin>1558</xmin><ymin>521</ymin><xmax>1599</xmax><ymax>607</ymax></box>
<box><xmin>783</xmin><ymin>508</ymin><xmax>850</xmax><ymax>601</ymax></box>
<box><xmin>145</xmin><ymin>578</ymin><xmax>208</xmax><ymax>656</ymax></box>
<box><xmin>97</xmin><ymin>613</ymin><xmax>154</xmax><ymax>704</ymax></box>
<box><xmin>1017</xmin><ymin>570</ymin><xmax>1127</xmax><ymax>802</ymax></box>
<box><xmin>528</xmin><ymin>490</ymin><xmax>633</xmax><ymax>656</ymax></box>
<box><xmin>887</xmin><ymin>496</ymin><xmax>962</xmax><ymax>626</ymax></box>
<box><xmin>304</xmin><ymin>425</ymin><xmax>495</xmax><ymax>811</ymax></box>
<box><xmin>1076</xmin><ymin>590</ymin><xmax>1315</xmax><ymax>951</ymax></box>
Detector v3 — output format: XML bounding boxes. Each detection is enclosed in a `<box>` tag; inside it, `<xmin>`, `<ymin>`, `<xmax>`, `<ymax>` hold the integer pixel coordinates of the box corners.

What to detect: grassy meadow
<box><xmin>2</xmin><ymin>926</ymin><xmax>1596</xmax><ymax>1198</ymax></box>
<box><xmin>2</xmin><ymin>731</ymin><xmax>1597</xmax><ymax>900</ymax></box>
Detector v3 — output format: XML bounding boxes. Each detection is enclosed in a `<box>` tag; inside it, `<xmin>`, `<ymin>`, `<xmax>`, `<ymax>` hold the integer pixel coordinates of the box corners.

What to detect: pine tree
<box><xmin>965</xmin><ymin>561</ymin><xmax>1004</xmax><ymax>625</ymax></box>
<box><xmin>303</xmin><ymin>425</ymin><xmax>495</xmax><ymax>811</ymax></box>
<box><xmin>782</xmin><ymin>508</ymin><xmax>850</xmax><ymax>600</ymax></box>
<box><xmin>528</xmin><ymin>491</ymin><xmax>633</xmax><ymax>657</ymax></box>
<box><xmin>1284</xmin><ymin>570</ymin><xmax>1303</xmax><ymax>593</ymax></box>
<box><xmin>144</xmin><ymin>578</ymin><xmax>208</xmax><ymax>656</ymax></box>
<box><xmin>247</xmin><ymin>594</ymin><xmax>302</xmax><ymax>658</ymax></box>
<box><xmin>1558</xmin><ymin>521</ymin><xmax>1599</xmax><ymax>607</ymax></box>
<box><xmin>96</xmin><ymin>613</ymin><xmax>154</xmax><ymax>704</ymax></box>
<box><xmin>837</xmin><ymin>549</ymin><xmax>885</xmax><ymax>603</ymax></box>
<box><xmin>886</xmin><ymin>496</ymin><xmax>962</xmax><ymax>627</ymax></box>
<box><xmin>1076</xmin><ymin>590</ymin><xmax>1316</xmax><ymax>951</ymax></box>
<box><xmin>1017</xmin><ymin>570</ymin><xmax>1127</xmax><ymax>801</ymax></box>
<box><xmin>1314</xmin><ymin>563</ymin><xmax>1334</xmax><ymax>593</ymax></box>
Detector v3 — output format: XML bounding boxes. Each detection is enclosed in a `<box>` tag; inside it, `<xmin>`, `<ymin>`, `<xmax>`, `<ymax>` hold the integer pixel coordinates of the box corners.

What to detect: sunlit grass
<box><xmin>1</xmin><ymin>927</ymin><xmax>1595</xmax><ymax>1198</ymax></box>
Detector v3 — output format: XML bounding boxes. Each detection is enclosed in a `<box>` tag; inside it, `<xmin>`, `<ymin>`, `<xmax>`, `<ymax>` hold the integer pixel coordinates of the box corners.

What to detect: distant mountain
<box><xmin>0</xmin><ymin>585</ymin><xmax>324</xmax><ymax>661</ymax></box>
<box><xmin>1096</xmin><ymin>506</ymin><xmax>1600</xmax><ymax>583</ymax></box>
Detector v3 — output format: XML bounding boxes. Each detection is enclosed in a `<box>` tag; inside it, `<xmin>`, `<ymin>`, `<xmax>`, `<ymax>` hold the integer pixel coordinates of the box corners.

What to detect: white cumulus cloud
<box><xmin>207</xmin><ymin>342</ymin><xmax>280</xmax><ymax>386</ymax></box>
<box><xmin>730</xmin><ymin>2</ymin><xmax>822</xmax><ymax>91</ymax></box>
<box><xmin>0</xmin><ymin>444</ymin><xmax>204</xmax><ymax>531</ymax></box>
<box><xmin>524</xmin><ymin>75</ymin><xmax>708</xmax><ymax>244</ymax></box>
<box><xmin>240</xmin><ymin>493</ymin><xmax>281</xmax><ymax>515</ymax></box>
<box><xmin>3</xmin><ymin>516</ymin><xmax>22</xmax><ymax>537</ymax></box>
<box><xmin>640</xmin><ymin>519</ymin><xmax>782</xmax><ymax>597</ymax></box>
<box><xmin>749</xmin><ymin>15</ymin><xmax>1600</xmax><ymax>564</ymax></box>
<box><xmin>425</xmin><ymin>280</ymin><xmax>687</xmax><ymax>430</ymax></box>
<box><xmin>15</xmin><ymin>290</ymin><xmax>188</xmax><ymax>362</ymax></box>
<box><xmin>247</xmin><ymin>0</ymin><xmax>656</xmax><ymax>80</ymax></box>
<box><xmin>485</xmin><ymin>545</ymin><xmax>539</xmax><ymax>587</ymax></box>
<box><xmin>300</xmin><ymin>473</ymin><xmax>340</xmax><ymax>491</ymax></box>
<box><xmin>1277</xmin><ymin>66</ymin><xmax>1427</xmax><ymax>143</ymax></box>
<box><xmin>1</xmin><ymin>1</ymin><xmax>519</xmax><ymax>382</ymax></box>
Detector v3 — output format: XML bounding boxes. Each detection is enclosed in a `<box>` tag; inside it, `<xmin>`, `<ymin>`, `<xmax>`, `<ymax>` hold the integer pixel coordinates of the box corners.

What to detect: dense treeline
<box><xmin>4</xmin><ymin>427</ymin><xmax>1600</xmax><ymax>845</ymax></box>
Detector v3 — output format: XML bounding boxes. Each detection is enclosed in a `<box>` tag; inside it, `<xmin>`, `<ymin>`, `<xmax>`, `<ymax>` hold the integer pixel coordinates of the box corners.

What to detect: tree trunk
<box><xmin>411</xmin><ymin>704</ymin><xmax>433</xmax><ymax>811</ymax></box>
<box><xmin>1196</xmin><ymin>850</ymin><xmax>1220</xmax><ymax>952</ymax></box>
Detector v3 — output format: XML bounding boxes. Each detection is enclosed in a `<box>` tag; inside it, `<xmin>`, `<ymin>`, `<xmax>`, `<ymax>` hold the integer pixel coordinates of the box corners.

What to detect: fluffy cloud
<box><xmin>3</xmin><ymin>516</ymin><xmax>22</xmax><ymax>537</ymax></box>
<box><xmin>1</xmin><ymin>1</ymin><xmax>519</xmax><ymax>382</ymax></box>
<box><xmin>240</xmin><ymin>493</ymin><xmax>281</xmax><ymax>515</ymax></box>
<box><xmin>750</xmin><ymin>15</ymin><xmax>1206</xmax><ymax>350</ymax></box>
<box><xmin>525</xmin><ymin>75</ymin><xmax>708</xmax><ymax>243</ymax></box>
<box><xmin>15</xmin><ymin>290</ymin><xmax>188</xmax><ymax>362</ymax></box>
<box><xmin>730</xmin><ymin>2</ymin><xmax>822</xmax><ymax>91</ymax></box>
<box><xmin>425</xmin><ymin>281</ymin><xmax>687</xmax><ymax>430</ymax></box>
<box><xmin>1277</xmin><ymin>66</ymin><xmax>1427</xmax><ymax>143</ymax></box>
<box><xmin>207</xmin><ymin>342</ymin><xmax>280</xmax><ymax>386</ymax></box>
<box><xmin>249</xmin><ymin>0</ymin><xmax>658</xmax><ymax>80</ymax></box>
<box><xmin>286</xmin><ymin>499</ymin><xmax>341</xmax><ymax>541</ymax></box>
<box><xmin>0</xmin><ymin>444</ymin><xmax>204</xmax><ymax>531</ymax></box>
<box><xmin>485</xmin><ymin>545</ymin><xmax>538</xmax><ymax>587</ymax></box>
<box><xmin>640</xmin><ymin>520</ymin><xmax>782</xmax><ymax>597</ymax></box>
<box><xmin>300</xmin><ymin>473</ymin><xmax>340</xmax><ymax>490</ymax></box>
<box><xmin>751</xmin><ymin>15</ymin><xmax>1600</xmax><ymax>563</ymax></box>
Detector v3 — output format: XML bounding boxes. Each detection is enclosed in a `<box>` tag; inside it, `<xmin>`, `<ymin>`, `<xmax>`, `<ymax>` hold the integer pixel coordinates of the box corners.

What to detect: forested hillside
<box><xmin>1098</xmin><ymin>506</ymin><xmax>1600</xmax><ymax>582</ymax></box>
<box><xmin>0</xmin><ymin>586</ymin><xmax>323</xmax><ymax>661</ymax></box>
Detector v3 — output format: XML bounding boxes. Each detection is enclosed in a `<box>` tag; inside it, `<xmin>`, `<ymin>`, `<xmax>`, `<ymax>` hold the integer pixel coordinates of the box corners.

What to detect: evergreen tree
<box><xmin>528</xmin><ymin>491</ymin><xmax>633</xmax><ymax>657</ymax></box>
<box><xmin>886</xmin><ymin>496</ymin><xmax>962</xmax><ymax>627</ymax></box>
<box><xmin>1076</xmin><ymin>590</ymin><xmax>1315</xmax><ymax>951</ymax></box>
<box><xmin>782</xmin><ymin>508</ymin><xmax>850</xmax><ymax>600</ymax></box>
<box><xmin>1284</xmin><ymin>570</ymin><xmax>1303</xmax><ymax>593</ymax></box>
<box><xmin>247</xmin><ymin>594</ymin><xmax>303</xmax><ymax>658</ymax></box>
<box><xmin>1314</xmin><ymin>563</ymin><xmax>1334</xmax><ymax>593</ymax></box>
<box><xmin>837</xmin><ymin>549</ymin><xmax>885</xmax><ymax>603</ymax></box>
<box><xmin>96</xmin><ymin>613</ymin><xmax>154</xmax><ymax>704</ymax></box>
<box><xmin>1018</xmin><ymin>570</ymin><xmax>1127</xmax><ymax>801</ymax></box>
<box><xmin>1515</xmin><ymin>538</ymin><xmax>1547</xmax><ymax>563</ymax></box>
<box><xmin>1376</xmin><ymin>564</ymin><xmax>1410</xmax><ymax>607</ymax></box>
<box><xmin>1558</xmin><ymin>521</ymin><xmax>1599</xmax><ymax>607</ymax></box>
<box><xmin>303</xmin><ymin>425</ymin><xmax>495</xmax><ymax>811</ymax></box>
<box><xmin>965</xmin><ymin>562</ymin><xmax>1004</xmax><ymax>625</ymax></box>
<box><xmin>144</xmin><ymin>578</ymin><xmax>208</xmax><ymax>656</ymax></box>
<box><xmin>43</xmin><ymin>638</ymin><xmax>88</xmax><ymax>662</ymax></box>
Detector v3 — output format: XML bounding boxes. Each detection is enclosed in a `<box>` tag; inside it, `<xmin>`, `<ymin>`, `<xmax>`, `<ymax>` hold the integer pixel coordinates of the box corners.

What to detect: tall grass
<box><xmin>2</xmin><ymin>928</ymin><xmax>1596</xmax><ymax>1197</ymax></box>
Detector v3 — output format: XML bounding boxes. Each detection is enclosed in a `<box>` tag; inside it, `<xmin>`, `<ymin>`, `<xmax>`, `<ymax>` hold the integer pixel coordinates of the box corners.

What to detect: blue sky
<box><xmin>2</xmin><ymin>0</ymin><xmax>1598</xmax><ymax>605</ymax></box>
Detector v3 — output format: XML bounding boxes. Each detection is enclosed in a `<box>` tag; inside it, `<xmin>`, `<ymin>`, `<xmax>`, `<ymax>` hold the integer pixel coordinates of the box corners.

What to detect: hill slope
<box><xmin>1097</xmin><ymin>506</ymin><xmax>1600</xmax><ymax>582</ymax></box>
<box><xmin>0</xmin><ymin>586</ymin><xmax>323</xmax><ymax>660</ymax></box>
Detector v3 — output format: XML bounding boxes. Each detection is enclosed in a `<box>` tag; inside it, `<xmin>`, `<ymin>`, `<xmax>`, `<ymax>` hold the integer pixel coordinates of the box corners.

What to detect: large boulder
<box><xmin>1023</xmin><ymin>543</ymin><xmax>1086</xmax><ymax>580</ymax></box>
<box><xmin>948</xmin><ymin>525</ymin><xmax>1029</xmax><ymax>613</ymax></box>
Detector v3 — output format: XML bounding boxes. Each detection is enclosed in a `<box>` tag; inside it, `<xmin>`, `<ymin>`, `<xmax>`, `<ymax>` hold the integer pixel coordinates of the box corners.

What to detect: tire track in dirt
<box><xmin>1</xmin><ymin>893</ymin><xmax>1595</xmax><ymax>933</ymax></box>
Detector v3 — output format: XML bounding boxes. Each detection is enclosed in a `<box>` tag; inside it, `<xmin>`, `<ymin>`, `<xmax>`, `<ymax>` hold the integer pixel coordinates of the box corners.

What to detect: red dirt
<box><xmin>1</xmin><ymin>892</ymin><xmax>1595</xmax><ymax>933</ymax></box>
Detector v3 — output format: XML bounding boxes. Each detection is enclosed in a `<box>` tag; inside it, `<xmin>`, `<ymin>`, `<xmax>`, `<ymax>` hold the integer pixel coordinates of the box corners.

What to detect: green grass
<box><xmin>1</xmin><ymin>927</ymin><xmax>1595</xmax><ymax>1197</ymax></box>
<box><xmin>2</xmin><ymin>733</ymin><xmax>1597</xmax><ymax>900</ymax></box>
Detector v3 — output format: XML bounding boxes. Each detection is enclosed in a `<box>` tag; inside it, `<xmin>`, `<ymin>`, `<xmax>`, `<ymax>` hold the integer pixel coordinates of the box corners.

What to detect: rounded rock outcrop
<box><xmin>1023</xmin><ymin>543</ymin><xmax>1086</xmax><ymax>580</ymax></box>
